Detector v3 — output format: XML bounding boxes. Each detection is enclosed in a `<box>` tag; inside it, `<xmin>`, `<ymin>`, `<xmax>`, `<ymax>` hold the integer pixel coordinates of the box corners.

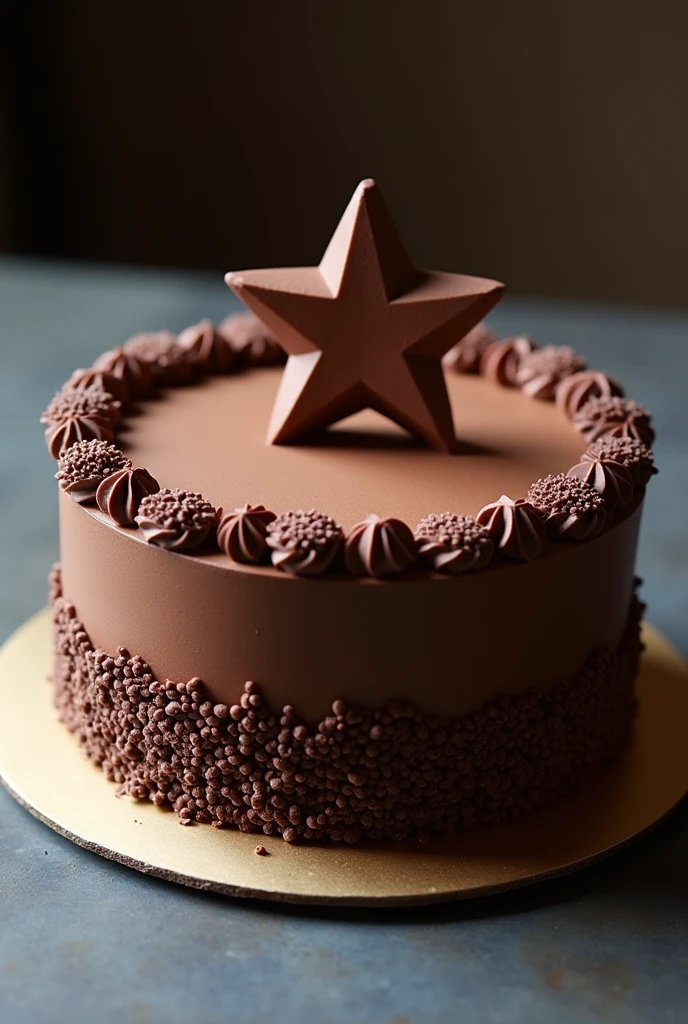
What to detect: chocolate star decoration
<box><xmin>225</xmin><ymin>179</ymin><xmax>504</xmax><ymax>451</ymax></box>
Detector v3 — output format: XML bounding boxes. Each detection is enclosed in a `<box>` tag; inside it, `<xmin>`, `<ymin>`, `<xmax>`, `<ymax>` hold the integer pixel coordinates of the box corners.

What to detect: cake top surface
<box><xmin>120</xmin><ymin>366</ymin><xmax>587</xmax><ymax>530</ymax></box>
<box><xmin>43</xmin><ymin>178</ymin><xmax>656</xmax><ymax>578</ymax></box>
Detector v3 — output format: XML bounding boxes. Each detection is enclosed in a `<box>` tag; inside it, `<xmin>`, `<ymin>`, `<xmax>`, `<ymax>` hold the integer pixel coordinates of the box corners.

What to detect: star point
<box><xmin>226</xmin><ymin>180</ymin><xmax>504</xmax><ymax>452</ymax></box>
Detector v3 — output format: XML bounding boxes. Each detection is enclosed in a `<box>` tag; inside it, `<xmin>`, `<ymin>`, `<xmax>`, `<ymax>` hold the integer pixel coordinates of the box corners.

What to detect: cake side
<box><xmin>58</xmin><ymin>490</ymin><xmax>643</xmax><ymax>719</ymax></box>
<box><xmin>51</xmin><ymin>567</ymin><xmax>643</xmax><ymax>843</ymax></box>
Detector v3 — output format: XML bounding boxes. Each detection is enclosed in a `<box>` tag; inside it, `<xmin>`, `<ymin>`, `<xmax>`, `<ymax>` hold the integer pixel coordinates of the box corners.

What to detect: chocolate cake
<box><xmin>44</xmin><ymin>181</ymin><xmax>656</xmax><ymax>843</ymax></box>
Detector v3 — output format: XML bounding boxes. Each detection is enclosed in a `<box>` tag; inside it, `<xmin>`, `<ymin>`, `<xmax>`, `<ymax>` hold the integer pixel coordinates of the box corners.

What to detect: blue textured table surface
<box><xmin>1</xmin><ymin>258</ymin><xmax>686</xmax><ymax>1024</ymax></box>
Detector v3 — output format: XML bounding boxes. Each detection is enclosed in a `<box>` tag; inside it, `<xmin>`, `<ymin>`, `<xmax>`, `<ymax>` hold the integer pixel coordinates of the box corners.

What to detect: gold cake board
<box><xmin>1</xmin><ymin>610</ymin><xmax>687</xmax><ymax>907</ymax></box>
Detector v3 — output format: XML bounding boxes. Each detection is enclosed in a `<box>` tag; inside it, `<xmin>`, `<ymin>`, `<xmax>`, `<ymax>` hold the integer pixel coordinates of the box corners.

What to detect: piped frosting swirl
<box><xmin>178</xmin><ymin>320</ymin><xmax>237</xmax><ymax>373</ymax></box>
<box><xmin>480</xmin><ymin>336</ymin><xmax>538</xmax><ymax>386</ymax></box>
<box><xmin>68</xmin><ymin>366</ymin><xmax>130</xmax><ymax>404</ymax></box>
<box><xmin>526</xmin><ymin>474</ymin><xmax>606</xmax><ymax>541</ymax></box>
<box><xmin>217</xmin><ymin>504</ymin><xmax>277</xmax><ymax>564</ymax></box>
<box><xmin>93</xmin><ymin>346</ymin><xmax>153</xmax><ymax>398</ymax></box>
<box><xmin>266</xmin><ymin>509</ymin><xmax>343</xmax><ymax>576</ymax></box>
<box><xmin>124</xmin><ymin>332</ymin><xmax>192</xmax><ymax>384</ymax></box>
<box><xmin>135</xmin><ymin>488</ymin><xmax>219</xmax><ymax>551</ymax></box>
<box><xmin>476</xmin><ymin>495</ymin><xmax>546</xmax><ymax>561</ymax></box>
<box><xmin>56</xmin><ymin>440</ymin><xmax>131</xmax><ymax>504</ymax></box>
<box><xmin>414</xmin><ymin>512</ymin><xmax>493</xmax><ymax>574</ymax></box>
<box><xmin>567</xmin><ymin>455</ymin><xmax>634</xmax><ymax>512</ymax></box>
<box><xmin>344</xmin><ymin>514</ymin><xmax>417</xmax><ymax>578</ymax></box>
<box><xmin>586</xmin><ymin>436</ymin><xmax>657</xmax><ymax>487</ymax></box>
<box><xmin>442</xmin><ymin>322</ymin><xmax>495</xmax><ymax>374</ymax></box>
<box><xmin>516</xmin><ymin>345</ymin><xmax>587</xmax><ymax>400</ymax></box>
<box><xmin>574</xmin><ymin>396</ymin><xmax>655</xmax><ymax>445</ymax></box>
<box><xmin>97</xmin><ymin>466</ymin><xmax>160</xmax><ymax>526</ymax></box>
<box><xmin>41</xmin><ymin>386</ymin><xmax>121</xmax><ymax>459</ymax></box>
<box><xmin>42</xmin><ymin>385</ymin><xmax>121</xmax><ymax>427</ymax></box>
<box><xmin>219</xmin><ymin>313</ymin><xmax>286</xmax><ymax>367</ymax></box>
<box><xmin>555</xmin><ymin>370</ymin><xmax>623</xmax><ymax>418</ymax></box>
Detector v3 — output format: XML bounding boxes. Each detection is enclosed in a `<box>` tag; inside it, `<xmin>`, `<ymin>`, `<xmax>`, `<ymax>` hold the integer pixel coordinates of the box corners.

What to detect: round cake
<box><xmin>44</xmin><ymin>181</ymin><xmax>656</xmax><ymax>843</ymax></box>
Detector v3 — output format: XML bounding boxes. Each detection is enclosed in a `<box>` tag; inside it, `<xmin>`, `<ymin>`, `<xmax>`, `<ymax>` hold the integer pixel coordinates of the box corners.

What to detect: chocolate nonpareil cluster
<box><xmin>527</xmin><ymin>473</ymin><xmax>606</xmax><ymax>541</ymax></box>
<box><xmin>266</xmin><ymin>509</ymin><xmax>344</xmax><ymax>576</ymax></box>
<box><xmin>41</xmin><ymin>386</ymin><xmax>121</xmax><ymax>458</ymax></box>
<box><xmin>585</xmin><ymin>436</ymin><xmax>657</xmax><ymax>487</ymax></box>
<box><xmin>414</xmin><ymin>513</ymin><xmax>493</xmax><ymax>574</ymax></box>
<box><xmin>56</xmin><ymin>440</ymin><xmax>130</xmax><ymax>504</ymax></box>
<box><xmin>574</xmin><ymin>396</ymin><xmax>655</xmax><ymax>445</ymax></box>
<box><xmin>135</xmin><ymin>489</ymin><xmax>219</xmax><ymax>552</ymax></box>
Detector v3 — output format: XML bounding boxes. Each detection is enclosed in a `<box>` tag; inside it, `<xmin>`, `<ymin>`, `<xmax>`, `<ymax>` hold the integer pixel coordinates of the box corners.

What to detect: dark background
<box><xmin>2</xmin><ymin>1</ymin><xmax>687</xmax><ymax>306</ymax></box>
